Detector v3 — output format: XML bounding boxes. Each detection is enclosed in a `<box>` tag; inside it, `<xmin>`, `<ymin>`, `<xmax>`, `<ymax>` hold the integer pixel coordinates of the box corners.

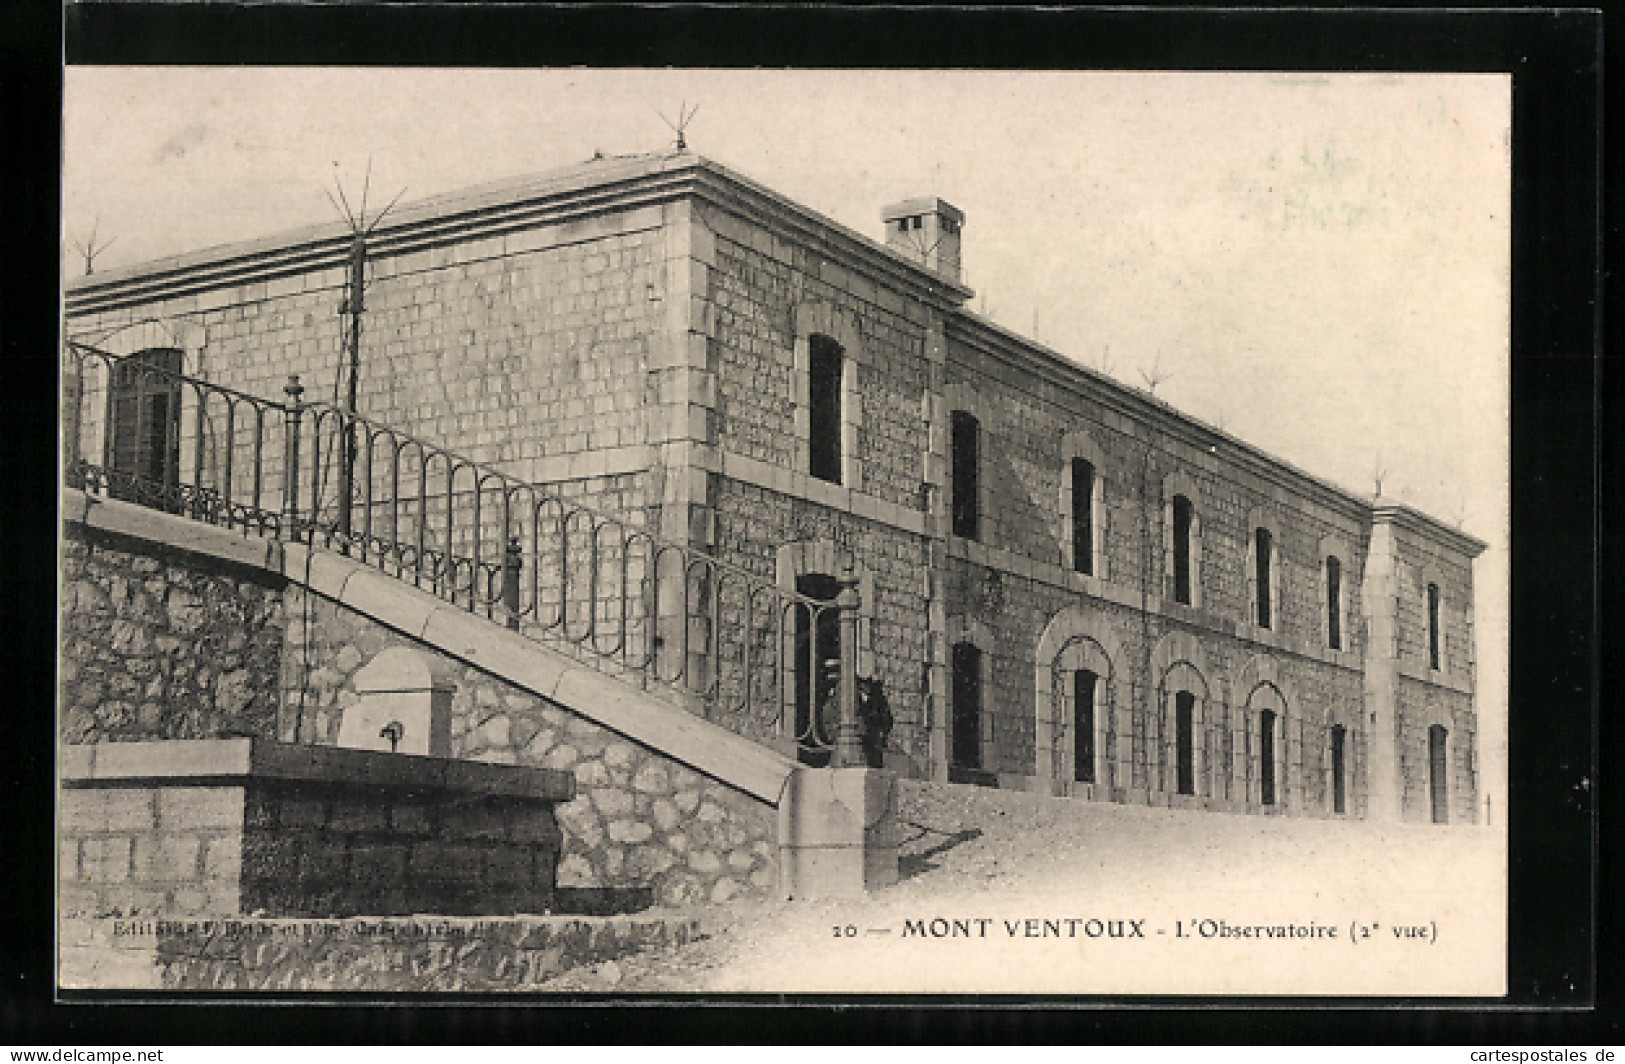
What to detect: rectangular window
<box><xmin>1071</xmin><ymin>458</ymin><xmax>1094</xmax><ymax>575</ymax></box>
<box><xmin>1255</xmin><ymin>527</ymin><xmax>1273</xmax><ymax>629</ymax></box>
<box><xmin>1330</xmin><ymin>724</ymin><xmax>1347</xmax><ymax>815</ymax></box>
<box><xmin>1174</xmin><ymin>690</ymin><xmax>1195</xmax><ymax>796</ymax></box>
<box><xmin>951</xmin><ymin>410</ymin><xmax>979</xmax><ymax>540</ymax></box>
<box><xmin>1259</xmin><ymin>709</ymin><xmax>1277</xmax><ymax>805</ymax></box>
<box><xmin>1427</xmin><ymin>582</ymin><xmax>1442</xmax><ymax>670</ymax></box>
<box><xmin>1073</xmin><ymin>669</ymin><xmax>1097</xmax><ymax>784</ymax></box>
<box><xmin>1326</xmin><ymin>556</ymin><xmax>1343</xmax><ymax>650</ymax></box>
<box><xmin>108</xmin><ymin>348</ymin><xmax>183</xmax><ymax>501</ymax></box>
<box><xmin>808</xmin><ymin>335</ymin><xmax>843</xmax><ymax>484</ymax></box>
<box><xmin>1172</xmin><ymin>495</ymin><xmax>1193</xmax><ymax>605</ymax></box>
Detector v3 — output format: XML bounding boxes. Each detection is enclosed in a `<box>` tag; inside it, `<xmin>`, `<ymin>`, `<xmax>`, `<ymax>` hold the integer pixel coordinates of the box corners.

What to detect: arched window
<box><xmin>1172</xmin><ymin>495</ymin><xmax>1194</xmax><ymax>605</ymax></box>
<box><xmin>1329</xmin><ymin>724</ymin><xmax>1348</xmax><ymax>815</ymax></box>
<box><xmin>1073</xmin><ymin>668</ymin><xmax>1098</xmax><ymax>784</ymax></box>
<box><xmin>950</xmin><ymin>410</ymin><xmax>980</xmax><ymax>540</ymax></box>
<box><xmin>951</xmin><ymin>641</ymin><xmax>983</xmax><ymax>770</ymax></box>
<box><xmin>1427</xmin><ymin>582</ymin><xmax>1442</xmax><ymax>670</ymax></box>
<box><xmin>1174</xmin><ymin>690</ymin><xmax>1196</xmax><ymax>796</ymax></box>
<box><xmin>1325</xmin><ymin>555</ymin><xmax>1344</xmax><ymax>651</ymax></box>
<box><xmin>1428</xmin><ymin>723</ymin><xmax>1449</xmax><ymax>823</ymax></box>
<box><xmin>807</xmin><ymin>334</ymin><xmax>844</xmax><ymax>484</ymax></box>
<box><xmin>1254</xmin><ymin>527</ymin><xmax>1275</xmax><ymax>630</ymax></box>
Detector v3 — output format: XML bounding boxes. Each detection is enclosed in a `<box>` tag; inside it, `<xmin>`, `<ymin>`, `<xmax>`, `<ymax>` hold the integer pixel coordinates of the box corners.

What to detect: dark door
<box><xmin>1429</xmin><ymin>724</ymin><xmax>1449</xmax><ymax>824</ymax></box>
<box><xmin>1174</xmin><ymin>690</ymin><xmax>1195</xmax><ymax>796</ymax></box>
<box><xmin>951</xmin><ymin>642</ymin><xmax>981</xmax><ymax>769</ymax></box>
<box><xmin>1330</xmin><ymin>725</ymin><xmax>1347</xmax><ymax>815</ymax></box>
<box><xmin>1073</xmin><ymin>669</ymin><xmax>1097</xmax><ymax>784</ymax></box>
<box><xmin>107</xmin><ymin>348</ymin><xmax>183</xmax><ymax>501</ymax></box>
<box><xmin>793</xmin><ymin>573</ymin><xmax>841</xmax><ymax>768</ymax></box>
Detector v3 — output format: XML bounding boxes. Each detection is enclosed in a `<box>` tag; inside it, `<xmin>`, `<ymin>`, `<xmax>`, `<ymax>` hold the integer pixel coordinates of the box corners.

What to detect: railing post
<box><xmin>503</xmin><ymin>536</ymin><xmax>522</xmax><ymax>631</ymax></box>
<box><xmin>833</xmin><ymin>566</ymin><xmax>863</xmax><ymax>768</ymax></box>
<box><xmin>281</xmin><ymin>375</ymin><xmax>304</xmax><ymax>541</ymax></box>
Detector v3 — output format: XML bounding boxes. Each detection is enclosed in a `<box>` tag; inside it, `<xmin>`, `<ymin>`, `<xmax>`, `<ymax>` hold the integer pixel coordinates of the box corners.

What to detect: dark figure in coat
<box><xmin>858</xmin><ymin>676</ymin><xmax>893</xmax><ymax>770</ymax></box>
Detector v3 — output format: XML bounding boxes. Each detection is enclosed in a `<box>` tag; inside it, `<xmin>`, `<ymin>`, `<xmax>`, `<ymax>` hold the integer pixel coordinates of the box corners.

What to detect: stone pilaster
<box><xmin>1361</xmin><ymin>518</ymin><xmax>1403</xmax><ymax>821</ymax></box>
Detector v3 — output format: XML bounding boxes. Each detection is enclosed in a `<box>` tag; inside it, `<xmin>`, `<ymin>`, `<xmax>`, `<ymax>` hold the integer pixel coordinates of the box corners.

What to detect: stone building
<box><xmin>63</xmin><ymin>150</ymin><xmax>1485</xmax><ymax>826</ymax></box>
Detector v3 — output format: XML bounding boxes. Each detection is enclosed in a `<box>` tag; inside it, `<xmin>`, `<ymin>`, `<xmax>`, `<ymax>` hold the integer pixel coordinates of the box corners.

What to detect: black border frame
<box><xmin>4</xmin><ymin>1</ymin><xmax>1604</xmax><ymax>1044</ymax></box>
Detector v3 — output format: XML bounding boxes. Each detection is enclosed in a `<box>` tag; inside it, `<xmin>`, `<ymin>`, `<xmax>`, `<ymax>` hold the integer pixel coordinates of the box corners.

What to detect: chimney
<box><xmin>882</xmin><ymin>197</ymin><xmax>963</xmax><ymax>282</ymax></box>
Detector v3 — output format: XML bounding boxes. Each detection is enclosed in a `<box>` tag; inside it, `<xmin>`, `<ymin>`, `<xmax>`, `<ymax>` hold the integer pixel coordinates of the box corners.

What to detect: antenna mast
<box><xmin>68</xmin><ymin>218</ymin><xmax>117</xmax><ymax>276</ymax></box>
<box><xmin>326</xmin><ymin>159</ymin><xmax>406</xmax><ymax>539</ymax></box>
<box><xmin>658</xmin><ymin>102</ymin><xmax>699</xmax><ymax>152</ymax></box>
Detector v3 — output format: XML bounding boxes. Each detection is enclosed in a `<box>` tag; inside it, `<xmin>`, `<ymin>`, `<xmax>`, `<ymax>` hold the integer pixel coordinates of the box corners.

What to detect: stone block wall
<box><xmin>60</xmin><ymin>784</ymin><xmax>244</xmax><ymax>919</ymax></box>
<box><xmin>941</xmin><ymin>345</ymin><xmax>1374</xmax><ymax>655</ymax></box>
<box><xmin>59</xmin><ymin>526</ymin><xmax>285</xmax><ymax>744</ymax></box>
<box><xmin>1396</xmin><ymin>677</ymin><xmax>1478</xmax><ymax>823</ymax></box>
<box><xmin>1393</xmin><ymin>532</ymin><xmax>1477</xmax><ymax>679</ymax></box>
<box><xmin>65</xmin><ymin>205</ymin><xmax>672</xmax><ymax>527</ymax></box>
<box><xmin>283</xmin><ymin>585</ymin><xmax>780</xmax><ymax>906</ymax></box>
<box><xmin>707</xmin><ymin>481</ymin><xmax>934</xmax><ymax>773</ymax></box>
<box><xmin>705</xmin><ymin>211</ymin><xmax>933</xmax><ymax>513</ymax></box>
<box><xmin>60</xmin><ymin>740</ymin><xmax>571</xmax><ymax>920</ymax></box>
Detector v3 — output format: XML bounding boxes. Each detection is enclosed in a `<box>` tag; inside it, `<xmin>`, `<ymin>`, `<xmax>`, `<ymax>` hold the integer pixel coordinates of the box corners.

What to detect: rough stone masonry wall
<box><xmin>282</xmin><ymin>585</ymin><xmax>779</xmax><ymax>906</ymax></box>
<box><xmin>708</xmin><ymin>480</ymin><xmax>934</xmax><ymax>774</ymax></box>
<box><xmin>66</xmin><ymin>207</ymin><xmax>670</xmax><ymax>526</ymax></box>
<box><xmin>59</xmin><ymin>526</ymin><xmax>285</xmax><ymax>745</ymax></box>
<box><xmin>698</xmin><ymin>214</ymin><xmax>937</xmax><ymax>771</ymax></box>
<box><xmin>938</xmin><ymin>345</ymin><xmax>1375</xmax><ymax>814</ymax></box>
<box><xmin>706</xmin><ymin>214</ymin><xmax>934</xmax><ymax>513</ymax></box>
<box><xmin>942</xmin><ymin>553</ymin><xmax>1370</xmax><ymax>816</ymax></box>
<box><xmin>1396</xmin><ymin>677</ymin><xmax>1478</xmax><ymax>824</ymax></box>
<box><xmin>942</xmin><ymin>347</ymin><xmax>1374</xmax><ymax>648</ymax></box>
<box><xmin>59</xmin><ymin>914</ymin><xmax>700</xmax><ymax>992</ymax></box>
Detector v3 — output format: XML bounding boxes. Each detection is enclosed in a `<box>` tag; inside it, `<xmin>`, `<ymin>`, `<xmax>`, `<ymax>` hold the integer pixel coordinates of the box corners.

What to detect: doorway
<box><xmin>1428</xmin><ymin>724</ymin><xmax>1449</xmax><ymax>824</ymax></box>
<box><xmin>793</xmin><ymin>573</ymin><xmax>841</xmax><ymax>767</ymax></box>
<box><xmin>951</xmin><ymin>642</ymin><xmax>982</xmax><ymax>771</ymax></box>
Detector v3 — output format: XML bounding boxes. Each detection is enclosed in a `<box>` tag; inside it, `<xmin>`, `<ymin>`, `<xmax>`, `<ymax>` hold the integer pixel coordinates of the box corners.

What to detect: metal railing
<box><xmin>63</xmin><ymin>341</ymin><xmax>864</xmax><ymax>763</ymax></box>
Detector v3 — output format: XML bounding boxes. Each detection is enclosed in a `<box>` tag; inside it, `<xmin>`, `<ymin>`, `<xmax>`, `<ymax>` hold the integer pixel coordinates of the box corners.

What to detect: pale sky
<box><xmin>62</xmin><ymin>68</ymin><xmax>1510</xmax><ymax>804</ymax></box>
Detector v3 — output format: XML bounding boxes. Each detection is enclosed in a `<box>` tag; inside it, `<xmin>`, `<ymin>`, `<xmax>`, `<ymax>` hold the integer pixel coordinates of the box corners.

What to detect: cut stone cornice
<box><xmin>64</xmin><ymin>151</ymin><xmax>973</xmax><ymax>316</ymax></box>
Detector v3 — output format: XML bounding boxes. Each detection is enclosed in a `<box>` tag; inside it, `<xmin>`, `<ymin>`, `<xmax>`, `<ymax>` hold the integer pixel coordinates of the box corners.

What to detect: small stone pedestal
<box><xmin>777</xmin><ymin>767</ymin><xmax>900</xmax><ymax>899</ymax></box>
<box><xmin>60</xmin><ymin>739</ymin><xmax>574</xmax><ymax>918</ymax></box>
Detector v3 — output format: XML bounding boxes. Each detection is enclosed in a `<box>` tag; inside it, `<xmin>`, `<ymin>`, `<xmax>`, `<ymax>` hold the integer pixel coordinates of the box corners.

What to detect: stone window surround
<box><xmin>1318</xmin><ymin>535</ymin><xmax>1355</xmax><ymax>656</ymax></box>
<box><xmin>1243</xmin><ymin>680</ymin><xmax>1289</xmax><ymax>809</ymax></box>
<box><xmin>1161</xmin><ymin>471</ymin><xmax>1205</xmax><ymax>610</ymax></box>
<box><xmin>1232</xmin><ymin>655</ymin><xmax>1303</xmax><ymax>812</ymax></box>
<box><xmin>790</xmin><ymin>301</ymin><xmax>863</xmax><ymax>492</ymax></box>
<box><xmin>1246</xmin><ymin>505</ymin><xmax>1284</xmax><ymax>634</ymax></box>
<box><xmin>1150</xmin><ymin>630</ymin><xmax>1214</xmax><ymax>800</ymax></box>
<box><xmin>940</xmin><ymin>383</ymin><xmax>994</xmax><ymax>545</ymax></box>
<box><xmin>945</xmin><ymin>616</ymin><xmax>997</xmax><ymax>771</ymax></box>
<box><xmin>72</xmin><ymin>317</ymin><xmax>210</xmax><ymax>485</ymax></box>
<box><xmin>1425</xmin><ymin>721</ymin><xmax>1454</xmax><ymax>824</ymax></box>
<box><xmin>775</xmin><ymin>540</ymin><xmax>876</xmax><ymax>681</ymax></box>
<box><xmin>1033</xmin><ymin>606</ymin><xmax>1127</xmax><ymax>797</ymax></box>
<box><xmin>1413</xmin><ymin>560</ymin><xmax>1451</xmax><ymax>679</ymax></box>
<box><xmin>1059</xmin><ymin>429</ymin><xmax>1109</xmax><ymax>583</ymax></box>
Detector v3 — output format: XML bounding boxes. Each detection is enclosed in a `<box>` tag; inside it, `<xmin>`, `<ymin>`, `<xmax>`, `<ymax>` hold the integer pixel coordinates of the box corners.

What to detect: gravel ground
<box><xmin>542</xmin><ymin>779</ymin><xmax>1507</xmax><ymax>997</ymax></box>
